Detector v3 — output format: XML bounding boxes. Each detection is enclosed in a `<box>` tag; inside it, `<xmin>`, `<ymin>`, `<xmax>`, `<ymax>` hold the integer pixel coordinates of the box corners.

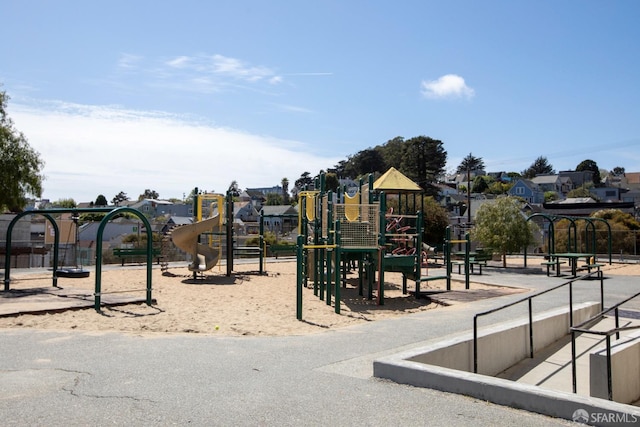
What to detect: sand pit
<box><xmin>1</xmin><ymin>258</ymin><xmax>637</xmax><ymax>336</ymax></box>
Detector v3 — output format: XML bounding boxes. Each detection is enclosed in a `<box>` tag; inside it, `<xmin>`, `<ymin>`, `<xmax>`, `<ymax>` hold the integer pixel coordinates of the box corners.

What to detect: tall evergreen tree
<box><xmin>456</xmin><ymin>153</ymin><xmax>485</xmax><ymax>174</ymax></box>
<box><xmin>576</xmin><ymin>159</ymin><xmax>601</xmax><ymax>186</ymax></box>
<box><xmin>0</xmin><ymin>88</ymin><xmax>45</xmax><ymax>212</ymax></box>
<box><xmin>521</xmin><ymin>156</ymin><xmax>554</xmax><ymax>179</ymax></box>
<box><xmin>400</xmin><ymin>136</ymin><xmax>447</xmax><ymax>195</ymax></box>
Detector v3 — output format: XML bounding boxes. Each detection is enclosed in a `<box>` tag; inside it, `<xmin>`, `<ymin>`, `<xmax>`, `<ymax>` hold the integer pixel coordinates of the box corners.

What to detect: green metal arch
<box><xmin>4</xmin><ymin>208</ymin><xmax>112</xmax><ymax>291</ymax></box>
<box><xmin>94</xmin><ymin>207</ymin><xmax>154</xmax><ymax>310</ymax></box>
<box><xmin>526</xmin><ymin>213</ymin><xmax>612</xmax><ymax>265</ymax></box>
<box><xmin>3</xmin><ymin>207</ymin><xmax>154</xmax><ymax>310</ymax></box>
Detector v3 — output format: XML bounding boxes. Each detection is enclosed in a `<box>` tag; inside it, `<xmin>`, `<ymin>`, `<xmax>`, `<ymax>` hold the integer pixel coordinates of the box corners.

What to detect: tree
<box><xmin>400</xmin><ymin>136</ymin><xmax>447</xmax><ymax>196</ymax></box>
<box><xmin>575</xmin><ymin>159</ymin><xmax>601</xmax><ymax>186</ymax></box>
<box><xmin>456</xmin><ymin>153</ymin><xmax>485</xmax><ymax>174</ymax></box>
<box><xmin>265</xmin><ymin>193</ymin><xmax>283</xmax><ymax>205</ymax></box>
<box><xmin>612</xmin><ymin>166</ymin><xmax>625</xmax><ymax>176</ymax></box>
<box><xmin>378</xmin><ymin>136</ymin><xmax>406</xmax><ymax>171</ymax></box>
<box><xmin>422</xmin><ymin>196</ymin><xmax>450</xmax><ymax>245</ymax></box>
<box><xmin>322</xmin><ymin>173</ymin><xmax>339</xmax><ymax>192</ymax></box>
<box><xmin>544</xmin><ymin>191</ymin><xmax>559</xmax><ymax>202</ymax></box>
<box><xmin>95</xmin><ymin>194</ymin><xmax>108</xmax><ymax>206</ymax></box>
<box><xmin>138</xmin><ymin>189</ymin><xmax>159</xmax><ymax>201</ymax></box>
<box><xmin>294</xmin><ymin>172</ymin><xmax>314</xmax><ymax>190</ymax></box>
<box><xmin>228</xmin><ymin>180</ymin><xmax>240</xmax><ymax>196</ymax></box>
<box><xmin>567</xmin><ymin>186</ymin><xmax>599</xmax><ymax>201</ymax></box>
<box><xmin>0</xmin><ymin>88</ymin><xmax>45</xmax><ymax>212</ymax></box>
<box><xmin>471</xmin><ymin>196</ymin><xmax>537</xmax><ymax>267</ymax></box>
<box><xmin>521</xmin><ymin>156</ymin><xmax>554</xmax><ymax>179</ymax></box>
<box><xmin>471</xmin><ymin>175</ymin><xmax>491</xmax><ymax>193</ymax></box>
<box><xmin>112</xmin><ymin>191</ymin><xmax>129</xmax><ymax>206</ymax></box>
<box><xmin>487</xmin><ymin>181</ymin><xmax>511</xmax><ymax>195</ymax></box>
<box><xmin>349</xmin><ymin>148</ymin><xmax>386</xmax><ymax>176</ymax></box>
<box><xmin>281</xmin><ymin>177</ymin><xmax>290</xmax><ymax>204</ymax></box>
<box><xmin>52</xmin><ymin>198</ymin><xmax>77</xmax><ymax>208</ymax></box>
<box><xmin>554</xmin><ymin>210</ymin><xmax>640</xmax><ymax>255</ymax></box>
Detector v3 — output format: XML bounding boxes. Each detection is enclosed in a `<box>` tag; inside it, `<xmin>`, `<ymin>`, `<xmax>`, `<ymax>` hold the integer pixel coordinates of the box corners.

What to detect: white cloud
<box><xmin>10</xmin><ymin>102</ymin><xmax>339</xmax><ymax>203</ymax></box>
<box><xmin>163</xmin><ymin>53</ymin><xmax>282</xmax><ymax>85</ymax></box>
<box><xmin>117</xmin><ymin>53</ymin><xmax>143</xmax><ymax>70</ymax></box>
<box><xmin>166</xmin><ymin>56</ymin><xmax>191</xmax><ymax>68</ymax></box>
<box><xmin>421</xmin><ymin>74</ymin><xmax>475</xmax><ymax>100</ymax></box>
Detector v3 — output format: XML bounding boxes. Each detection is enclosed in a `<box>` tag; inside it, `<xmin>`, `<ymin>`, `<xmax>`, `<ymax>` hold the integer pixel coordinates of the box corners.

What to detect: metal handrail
<box><xmin>473</xmin><ymin>269</ymin><xmax>604</xmax><ymax>373</ymax></box>
<box><xmin>570</xmin><ymin>290</ymin><xmax>640</xmax><ymax>400</ymax></box>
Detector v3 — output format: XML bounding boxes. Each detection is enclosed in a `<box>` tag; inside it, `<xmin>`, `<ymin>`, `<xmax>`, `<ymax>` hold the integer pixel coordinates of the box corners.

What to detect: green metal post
<box><xmin>465</xmin><ymin>232</ymin><xmax>470</xmax><ymax>289</ymax></box>
<box><xmin>259</xmin><ymin>211</ymin><xmax>264</xmax><ymax>275</ymax></box>
<box><xmin>226</xmin><ymin>191</ymin><xmax>234</xmax><ymax>277</ymax></box>
<box><xmin>296</xmin><ymin>234</ymin><xmax>304</xmax><ymax>320</ymax></box>
<box><xmin>445</xmin><ymin>226</ymin><xmax>452</xmax><ymax>290</ymax></box>
<box><xmin>334</xmin><ymin>220</ymin><xmax>341</xmax><ymax>313</ymax></box>
<box><xmin>415</xmin><ymin>211</ymin><xmax>423</xmax><ymax>297</ymax></box>
<box><xmin>378</xmin><ymin>192</ymin><xmax>386</xmax><ymax>305</ymax></box>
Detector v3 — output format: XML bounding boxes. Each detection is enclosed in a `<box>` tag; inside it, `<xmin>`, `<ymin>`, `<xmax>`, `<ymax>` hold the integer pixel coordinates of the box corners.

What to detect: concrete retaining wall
<box><xmin>405</xmin><ymin>302</ymin><xmax>601</xmax><ymax>376</ymax></box>
<box><xmin>591</xmin><ymin>331</ymin><xmax>640</xmax><ymax>403</ymax></box>
<box><xmin>373</xmin><ymin>302</ymin><xmax>640</xmax><ymax>425</ymax></box>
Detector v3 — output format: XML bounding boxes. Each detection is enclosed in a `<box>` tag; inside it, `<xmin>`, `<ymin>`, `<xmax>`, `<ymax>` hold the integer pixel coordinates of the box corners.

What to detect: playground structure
<box><xmin>166</xmin><ymin>188</ymin><xmax>298</xmax><ymax>279</ymax></box>
<box><xmin>295</xmin><ymin>169</ymin><xmax>466</xmax><ymax>320</ymax></box>
<box><xmin>3</xmin><ymin>207</ymin><xmax>155</xmax><ymax>310</ymax></box>
<box><xmin>170</xmin><ymin>192</ymin><xmax>225</xmax><ymax>274</ymax></box>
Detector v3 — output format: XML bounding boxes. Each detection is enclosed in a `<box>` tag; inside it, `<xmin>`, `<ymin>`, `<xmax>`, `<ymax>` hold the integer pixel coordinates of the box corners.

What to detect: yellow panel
<box><xmin>306</xmin><ymin>194</ymin><xmax>316</xmax><ymax>221</ymax></box>
<box><xmin>344</xmin><ymin>192</ymin><xmax>360</xmax><ymax>222</ymax></box>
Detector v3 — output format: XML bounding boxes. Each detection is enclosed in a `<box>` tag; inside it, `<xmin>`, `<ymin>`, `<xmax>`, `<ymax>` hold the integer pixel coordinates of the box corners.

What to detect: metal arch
<box><xmin>95</xmin><ymin>207</ymin><xmax>154</xmax><ymax>310</ymax></box>
<box><xmin>4</xmin><ymin>208</ymin><xmax>113</xmax><ymax>291</ymax></box>
<box><xmin>526</xmin><ymin>212</ymin><xmax>613</xmax><ymax>265</ymax></box>
<box><xmin>526</xmin><ymin>213</ymin><xmax>557</xmax><ymax>266</ymax></box>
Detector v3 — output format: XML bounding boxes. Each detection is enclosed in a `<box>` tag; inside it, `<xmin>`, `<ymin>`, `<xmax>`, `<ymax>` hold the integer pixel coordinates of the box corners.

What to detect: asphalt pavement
<box><xmin>1</xmin><ymin>265</ymin><xmax>638</xmax><ymax>426</ymax></box>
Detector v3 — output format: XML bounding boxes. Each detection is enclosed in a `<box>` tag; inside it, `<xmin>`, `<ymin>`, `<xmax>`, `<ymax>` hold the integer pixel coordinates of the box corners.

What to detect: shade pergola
<box><xmin>373</xmin><ymin>167</ymin><xmax>424</xmax><ymax>214</ymax></box>
<box><xmin>373</xmin><ymin>167</ymin><xmax>423</xmax><ymax>192</ymax></box>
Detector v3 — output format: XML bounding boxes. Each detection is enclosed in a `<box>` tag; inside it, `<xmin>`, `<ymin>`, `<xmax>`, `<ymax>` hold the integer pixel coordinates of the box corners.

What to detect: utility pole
<box><xmin>467</xmin><ymin>166</ymin><xmax>471</xmax><ymax>224</ymax></box>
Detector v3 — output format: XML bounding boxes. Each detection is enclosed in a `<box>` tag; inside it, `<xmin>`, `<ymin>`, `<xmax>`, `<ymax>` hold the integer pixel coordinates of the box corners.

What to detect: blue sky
<box><xmin>2</xmin><ymin>1</ymin><xmax>639</xmax><ymax>203</ymax></box>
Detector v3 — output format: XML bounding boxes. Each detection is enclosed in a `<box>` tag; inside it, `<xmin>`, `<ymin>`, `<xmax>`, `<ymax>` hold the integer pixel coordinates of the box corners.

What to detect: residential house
<box><xmin>129</xmin><ymin>199</ymin><xmax>192</xmax><ymax>218</ymax></box>
<box><xmin>542</xmin><ymin>198</ymin><xmax>635</xmax><ymax>217</ymax></box>
<box><xmin>487</xmin><ymin>171</ymin><xmax>513</xmax><ymax>184</ymax></box>
<box><xmin>604</xmin><ymin>172</ymin><xmax>640</xmax><ymax>190</ymax></box>
<box><xmin>233</xmin><ymin>201</ymin><xmax>261</xmax><ymax>235</ymax></box>
<box><xmin>162</xmin><ymin>216</ymin><xmax>193</xmax><ymax>234</ymax></box>
<box><xmin>590</xmin><ymin>187</ymin><xmax>622</xmax><ymax>202</ymax></box>
<box><xmin>260</xmin><ymin>205</ymin><xmax>299</xmax><ymax>236</ymax></box>
<box><xmin>239</xmin><ymin>189</ymin><xmax>267</xmax><ymax>210</ymax></box>
<box><xmin>339</xmin><ymin>177</ymin><xmax>360</xmax><ymax>196</ymax></box>
<box><xmin>558</xmin><ymin>170</ymin><xmax>593</xmax><ymax>189</ymax></box>
<box><xmin>508</xmin><ymin>179</ymin><xmax>545</xmax><ymax>204</ymax></box>
<box><xmin>530</xmin><ymin>175</ymin><xmax>572</xmax><ymax>199</ymax></box>
<box><xmin>247</xmin><ymin>186</ymin><xmax>283</xmax><ymax>196</ymax></box>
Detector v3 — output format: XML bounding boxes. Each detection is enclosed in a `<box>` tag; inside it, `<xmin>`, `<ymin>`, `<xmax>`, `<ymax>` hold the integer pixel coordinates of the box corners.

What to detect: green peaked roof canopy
<box><xmin>373</xmin><ymin>167</ymin><xmax>422</xmax><ymax>192</ymax></box>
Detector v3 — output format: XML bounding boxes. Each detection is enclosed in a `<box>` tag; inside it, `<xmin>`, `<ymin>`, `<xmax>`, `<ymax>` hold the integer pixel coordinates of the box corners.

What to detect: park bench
<box><xmin>113</xmin><ymin>247</ymin><xmax>163</xmax><ymax>265</ymax></box>
<box><xmin>469</xmin><ymin>249</ymin><xmax>493</xmax><ymax>274</ymax></box>
<box><xmin>540</xmin><ymin>258</ymin><xmax>567</xmax><ymax>277</ymax></box>
<box><xmin>451</xmin><ymin>249</ymin><xmax>493</xmax><ymax>275</ymax></box>
<box><xmin>579</xmin><ymin>262</ymin><xmax>605</xmax><ymax>274</ymax></box>
<box><xmin>267</xmin><ymin>244</ymin><xmax>297</xmax><ymax>258</ymax></box>
<box><xmin>234</xmin><ymin>246</ymin><xmax>263</xmax><ymax>258</ymax></box>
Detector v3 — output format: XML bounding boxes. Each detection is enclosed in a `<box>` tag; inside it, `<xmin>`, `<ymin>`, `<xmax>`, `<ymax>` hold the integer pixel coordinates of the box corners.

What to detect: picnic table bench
<box><xmin>451</xmin><ymin>249</ymin><xmax>493</xmax><ymax>275</ymax></box>
<box><xmin>579</xmin><ymin>262</ymin><xmax>605</xmax><ymax>274</ymax></box>
<box><xmin>234</xmin><ymin>246</ymin><xmax>263</xmax><ymax>258</ymax></box>
<box><xmin>113</xmin><ymin>247</ymin><xmax>163</xmax><ymax>265</ymax></box>
<box><xmin>267</xmin><ymin>244</ymin><xmax>297</xmax><ymax>258</ymax></box>
<box><xmin>540</xmin><ymin>259</ymin><xmax>567</xmax><ymax>277</ymax></box>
